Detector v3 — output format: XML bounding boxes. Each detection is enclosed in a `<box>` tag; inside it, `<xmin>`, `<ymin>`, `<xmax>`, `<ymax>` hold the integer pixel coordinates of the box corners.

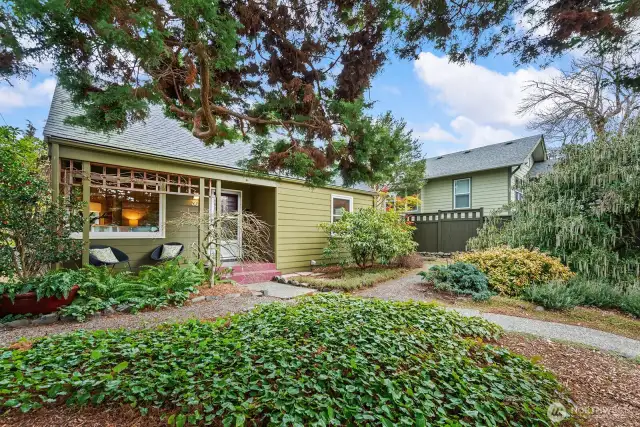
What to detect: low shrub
<box><xmin>0</xmin><ymin>269</ymin><xmax>84</xmax><ymax>302</ymax></box>
<box><xmin>455</xmin><ymin>247</ymin><xmax>574</xmax><ymax>296</ymax></box>
<box><xmin>521</xmin><ymin>281</ymin><xmax>581</xmax><ymax>311</ymax></box>
<box><xmin>394</xmin><ymin>252</ymin><xmax>424</xmax><ymax>269</ymax></box>
<box><xmin>567</xmin><ymin>277</ymin><xmax>640</xmax><ymax>317</ymax></box>
<box><xmin>59</xmin><ymin>261</ymin><xmax>206</xmax><ymax>321</ymax></box>
<box><xmin>0</xmin><ymin>294</ymin><xmax>569</xmax><ymax>425</ymax></box>
<box><xmin>522</xmin><ymin>276</ymin><xmax>640</xmax><ymax>317</ymax></box>
<box><xmin>419</xmin><ymin>262</ymin><xmax>492</xmax><ymax>301</ymax></box>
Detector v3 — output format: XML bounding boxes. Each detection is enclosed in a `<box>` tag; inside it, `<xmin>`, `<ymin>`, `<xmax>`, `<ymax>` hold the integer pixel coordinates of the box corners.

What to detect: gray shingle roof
<box><xmin>529</xmin><ymin>158</ymin><xmax>557</xmax><ymax>178</ymax></box>
<box><xmin>44</xmin><ymin>85</ymin><xmax>372</xmax><ymax>192</ymax></box>
<box><xmin>425</xmin><ymin>135</ymin><xmax>543</xmax><ymax>179</ymax></box>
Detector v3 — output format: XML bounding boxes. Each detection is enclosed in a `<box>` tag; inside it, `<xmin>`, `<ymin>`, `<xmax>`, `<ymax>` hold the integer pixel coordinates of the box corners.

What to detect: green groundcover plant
<box><xmin>419</xmin><ymin>262</ymin><xmax>493</xmax><ymax>301</ymax></box>
<box><xmin>0</xmin><ymin>295</ymin><xmax>569</xmax><ymax>426</ymax></box>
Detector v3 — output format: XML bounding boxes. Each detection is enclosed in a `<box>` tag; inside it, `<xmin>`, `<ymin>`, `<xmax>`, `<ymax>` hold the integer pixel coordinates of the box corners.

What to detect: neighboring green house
<box><xmin>420</xmin><ymin>135</ymin><xmax>549</xmax><ymax>216</ymax></box>
<box><xmin>44</xmin><ymin>86</ymin><xmax>375</xmax><ymax>279</ymax></box>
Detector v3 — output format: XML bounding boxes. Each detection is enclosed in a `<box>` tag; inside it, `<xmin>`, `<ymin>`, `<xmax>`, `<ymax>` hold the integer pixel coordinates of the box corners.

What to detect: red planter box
<box><xmin>0</xmin><ymin>285</ymin><xmax>80</xmax><ymax>316</ymax></box>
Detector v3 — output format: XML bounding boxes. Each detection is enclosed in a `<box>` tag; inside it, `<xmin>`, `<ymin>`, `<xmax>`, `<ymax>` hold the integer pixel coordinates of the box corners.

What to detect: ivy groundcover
<box><xmin>0</xmin><ymin>294</ymin><xmax>570</xmax><ymax>426</ymax></box>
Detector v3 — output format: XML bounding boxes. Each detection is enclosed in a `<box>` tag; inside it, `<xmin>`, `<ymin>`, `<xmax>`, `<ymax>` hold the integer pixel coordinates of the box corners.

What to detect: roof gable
<box><xmin>44</xmin><ymin>85</ymin><xmax>372</xmax><ymax>192</ymax></box>
<box><xmin>425</xmin><ymin>135</ymin><xmax>544</xmax><ymax>179</ymax></box>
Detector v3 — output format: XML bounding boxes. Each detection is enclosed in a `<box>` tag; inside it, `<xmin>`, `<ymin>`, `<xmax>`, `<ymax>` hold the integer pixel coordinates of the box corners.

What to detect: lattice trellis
<box><xmin>60</xmin><ymin>159</ymin><xmax>212</xmax><ymax>196</ymax></box>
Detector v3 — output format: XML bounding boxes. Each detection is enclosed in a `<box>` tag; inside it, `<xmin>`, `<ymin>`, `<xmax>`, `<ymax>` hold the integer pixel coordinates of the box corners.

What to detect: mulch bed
<box><xmin>497</xmin><ymin>333</ymin><xmax>640</xmax><ymax>427</ymax></box>
<box><xmin>191</xmin><ymin>282</ymin><xmax>252</xmax><ymax>298</ymax></box>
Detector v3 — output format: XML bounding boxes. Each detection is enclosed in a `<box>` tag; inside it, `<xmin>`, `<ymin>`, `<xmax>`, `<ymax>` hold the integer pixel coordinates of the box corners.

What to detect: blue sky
<box><xmin>0</xmin><ymin>49</ymin><xmax>563</xmax><ymax>158</ymax></box>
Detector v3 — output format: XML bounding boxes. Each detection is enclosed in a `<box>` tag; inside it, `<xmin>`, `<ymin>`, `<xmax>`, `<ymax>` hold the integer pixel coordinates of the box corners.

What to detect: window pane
<box><xmin>455</xmin><ymin>179</ymin><xmax>469</xmax><ymax>194</ymax></box>
<box><xmin>89</xmin><ymin>188</ymin><xmax>160</xmax><ymax>233</ymax></box>
<box><xmin>455</xmin><ymin>194</ymin><xmax>470</xmax><ymax>209</ymax></box>
<box><xmin>333</xmin><ymin>198</ymin><xmax>351</xmax><ymax>216</ymax></box>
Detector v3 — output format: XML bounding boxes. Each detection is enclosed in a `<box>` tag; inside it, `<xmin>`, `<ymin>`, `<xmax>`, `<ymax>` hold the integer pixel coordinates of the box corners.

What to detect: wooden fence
<box><xmin>406</xmin><ymin>209</ymin><xmax>484</xmax><ymax>253</ymax></box>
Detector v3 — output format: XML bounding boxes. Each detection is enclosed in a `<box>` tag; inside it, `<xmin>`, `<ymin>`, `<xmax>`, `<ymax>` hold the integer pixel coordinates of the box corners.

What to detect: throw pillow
<box><xmin>90</xmin><ymin>247</ymin><xmax>120</xmax><ymax>264</ymax></box>
<box><xmin>160</xmin><ymin>244</ymin><xmax>182</xmax><ymax>260</ymax></box>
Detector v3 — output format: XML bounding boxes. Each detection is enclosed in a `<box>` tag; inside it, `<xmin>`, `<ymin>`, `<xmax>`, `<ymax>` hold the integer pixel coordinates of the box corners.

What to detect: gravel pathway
<box><xmin>357</xmin><ymin>273</ymin><xmax>640</xmax><ymax>359</ymax></box>
<box><xmin>0</xmin><ymin>295</ymin><xmax>278</xmax><ymax>346</ymax></box>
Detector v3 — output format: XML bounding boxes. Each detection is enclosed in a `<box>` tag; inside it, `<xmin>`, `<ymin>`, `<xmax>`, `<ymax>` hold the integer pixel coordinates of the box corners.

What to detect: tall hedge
<box><xmin>469</xmin><ymin>121</ymin><xmax>640</xmax><ymax>285</ymax></box>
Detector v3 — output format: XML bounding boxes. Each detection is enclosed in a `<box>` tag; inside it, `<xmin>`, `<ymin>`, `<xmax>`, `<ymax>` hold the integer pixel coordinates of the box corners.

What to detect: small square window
<box><xmin>453</xmin><ymin>178</ymin><xmax>471</xmax><ymax>209</ymax></box>
<box><xmin>331</xmin><ymin>195</ymin><xmax>353</xmax><ymax>222</ymax></box>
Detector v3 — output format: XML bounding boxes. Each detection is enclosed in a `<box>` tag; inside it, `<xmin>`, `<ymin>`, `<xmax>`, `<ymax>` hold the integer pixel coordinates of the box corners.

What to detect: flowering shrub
<box><xmin>455</xmin><ymin>247</ymin><xmax>574</xmax><ymax>296</ymax></box>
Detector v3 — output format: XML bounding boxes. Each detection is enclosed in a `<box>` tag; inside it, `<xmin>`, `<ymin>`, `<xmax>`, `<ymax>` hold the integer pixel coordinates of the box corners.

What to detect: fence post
<box><xmin>437</xmin><ymin>210</ymin><xmax>442</xmax><ymax>252</ymax></box>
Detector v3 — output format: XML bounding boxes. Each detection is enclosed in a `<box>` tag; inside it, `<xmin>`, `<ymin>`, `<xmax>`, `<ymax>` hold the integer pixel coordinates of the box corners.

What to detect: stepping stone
<box><xmin>245</xmin><ymin>282</ymin><xmax>316</xmax><ymax>299</ymax></box>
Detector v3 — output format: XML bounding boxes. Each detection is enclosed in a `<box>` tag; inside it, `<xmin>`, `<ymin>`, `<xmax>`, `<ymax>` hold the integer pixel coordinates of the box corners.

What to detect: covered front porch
<box><xmin>53</xmin><ymin>153</ymin><xmax>280</xmax><ymax>282</ymax></box>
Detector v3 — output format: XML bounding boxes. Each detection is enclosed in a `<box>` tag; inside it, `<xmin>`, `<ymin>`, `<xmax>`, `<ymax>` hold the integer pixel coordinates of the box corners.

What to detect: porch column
<box><xmin>215</xmin><ymin>179</ymin><xmax>222</xmax><ymax>266</ymax></box>
<box><xmin>50</xmin><ymin>141</ymin><xmax>60</xmax><ymax>200</ymax></box>
<box><xmin>81</xmin><ymin>161</ymin><xmax>91</xmax><ymax>266</ymax></box>
<box><xmin>198</xmin><ymin>177</ymin><xmax>205</xmax><ymax>260</ymax></box>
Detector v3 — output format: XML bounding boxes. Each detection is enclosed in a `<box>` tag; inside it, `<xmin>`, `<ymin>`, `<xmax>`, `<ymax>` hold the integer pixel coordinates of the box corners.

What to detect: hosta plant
<box><xmin>455</xmin><ymin>247</ymin><xmax>574</xmax><ymax>296</ymax></box>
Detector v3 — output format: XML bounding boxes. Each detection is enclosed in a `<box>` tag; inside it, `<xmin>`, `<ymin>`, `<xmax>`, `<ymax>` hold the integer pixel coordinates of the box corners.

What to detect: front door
<box><xmin>210</xmin><ymin>191</ymin><xmax>242</xmax><ymax>261</ymax></box>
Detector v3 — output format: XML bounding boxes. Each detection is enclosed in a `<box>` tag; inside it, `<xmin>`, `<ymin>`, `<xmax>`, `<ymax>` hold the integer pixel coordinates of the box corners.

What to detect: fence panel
<box><xmin>408</xmin><ymin>209</ymin><xmax>484</xmax><ymax>253</ymax></box>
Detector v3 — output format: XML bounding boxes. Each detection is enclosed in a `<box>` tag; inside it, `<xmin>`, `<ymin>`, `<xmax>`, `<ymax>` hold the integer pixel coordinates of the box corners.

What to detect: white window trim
<box><xmin>210</xmin><ymin>189</ymin><xmax>243</xmax><ymax>261</ymax></box>
<box><xmin>72</xmin><ymin>194</ymin><xmax>166</xmax><ymax>239</ymax></box>
<box><xmin>453</xmin><ymin>178</ymin><xmax>471</xmax><ymax>209</ymax></box>
<box><xmin>331</xmin><ymin>194</ymin><xmax>353</xmax><ymax>222</ymax></box>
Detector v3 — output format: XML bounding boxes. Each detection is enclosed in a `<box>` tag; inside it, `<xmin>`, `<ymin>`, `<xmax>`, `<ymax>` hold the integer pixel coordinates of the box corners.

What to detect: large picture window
<box><xmin>88</xmin><ymin>188</ymin><xmax>164</xmax><ymax>238</ymax></box>
<box><xmin>331</xmin><ymin>195</ymin><xmax>353</xmax><ymax>222</ymax></box>
<box><xmin>453</xmin><ymin>178</ymin><xmax>471</xmax><ymax>209</ymax></box>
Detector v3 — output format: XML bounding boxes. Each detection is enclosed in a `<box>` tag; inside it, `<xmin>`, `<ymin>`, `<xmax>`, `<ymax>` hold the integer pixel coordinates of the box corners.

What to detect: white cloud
<box><xmin>0</xmin><ymin>78</ymin><xmax>56</xmax><ymax>112</ymax></box>
<box><xmin>413</xmin><ymin>52</ymin><xmax>560</xmax><ymax>127</ymax></box>
<box><xmin>414</xmin><ymin>116</ymin><xmax>518</xmax><ymax>154</ymax></box>
<box><xmin>449</xmin><ymin>116</ymin><xmax>517</xmax><ymax>149</ymax></box>
<box><xmin>413</xmin><ymin>123</ymin><xmax>458</xmax><ymax>143</ymax></box>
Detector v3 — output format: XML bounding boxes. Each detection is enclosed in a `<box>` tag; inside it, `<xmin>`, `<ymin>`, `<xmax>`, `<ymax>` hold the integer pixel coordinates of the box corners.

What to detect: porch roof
<box><xmin>44</xmin><ymin>85</ymin><xmax>372</xmax><ymax>193</ymax></box>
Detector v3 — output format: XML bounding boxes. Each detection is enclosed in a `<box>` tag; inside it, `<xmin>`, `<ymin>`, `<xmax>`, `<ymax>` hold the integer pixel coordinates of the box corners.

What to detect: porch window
<box><xmin>88</xmin><ymin>187</ymin><xmax>164</xmax><ymax>238</ymax></box>
<box><xmin>331</xmin><ymin>195</ymin><xmax>353</xmax><ymax>222</ymax></box>
<box><xmin>453</xmin><ymin>178</ymin><xmax>471</xmax><ymax>209</ymax></box>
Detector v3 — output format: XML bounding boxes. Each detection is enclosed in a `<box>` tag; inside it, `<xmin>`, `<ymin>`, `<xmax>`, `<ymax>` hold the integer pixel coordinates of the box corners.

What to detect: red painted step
<box><xmin>230</xmin><ymin>263</ymin><xmax>278</xmax><ymax>273</ymax></box>
<box><xmin>230</xmin><ymin>269</ymin><xmax>282</xmax><ymax>284</ymax></box>
<box><xmin>215</xmin><ymin>263</ymin><xmax>281</xmax><ymax>284</ymax></box>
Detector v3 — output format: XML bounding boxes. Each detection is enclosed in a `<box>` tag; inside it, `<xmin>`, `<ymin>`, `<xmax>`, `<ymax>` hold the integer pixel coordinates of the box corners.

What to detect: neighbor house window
<box><xmin>453</xmin><ymin>178</ymin><xmax>471</xmax><ymax>209</ymax></box>
<box><xmin>87</xmin><ymin>187</ymin><xmax>165</xmax><ymax>238</ymax></box>
<box><xmin>331</xmin><ymin>195</ymin><xmax>353</xmax><ymax>222</ymax></box>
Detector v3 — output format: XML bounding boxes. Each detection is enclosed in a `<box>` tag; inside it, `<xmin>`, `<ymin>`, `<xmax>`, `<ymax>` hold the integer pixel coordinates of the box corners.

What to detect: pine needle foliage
<box><xmin>469</xmin><ymin>121</ymin><xmax>640</xmax><ymax>286</ymax></box>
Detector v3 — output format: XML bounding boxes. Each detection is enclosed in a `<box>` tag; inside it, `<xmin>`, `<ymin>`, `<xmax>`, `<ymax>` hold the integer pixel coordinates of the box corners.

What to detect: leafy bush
<box><xmin>419</xmin><ymin>262</ymin><xmax>492</xmax><ymax>301</ymax></box>
<box><xmin>0</xmin><ymin>294</ymin><xmax>569</xmax><ymax>425</ymax></box>
<box><xmin>455</xmin><ymin>247</ymin><xmax>574</xmax><ymax>296</ymax></box>
<box><xmin>59</xmin><ymin>261</ymin><xmax>206</xmax><ymax>321</ymax></box>
<box><xmin>0</xmin><ymin>126</ymin><xmax>83</xmax><ymax>280</ymax></box>
<box><xmin>319</xmin><ymin>208</ymin><xmax>416</xmax><ymax>268</ymax></box>
<box><xmin>521</xmin><ymin>281</ymin><xmax>582</xmax><ymax>311</ymax></box>
<box><xmin>0</xmin><ymin>269</ymin><xmax>84</xmax><ymax>302</ymax></box>
<box><xmin>468</xmin><ymin>123</ymin><xmax>640</xmax><ymax>286</ymax></box>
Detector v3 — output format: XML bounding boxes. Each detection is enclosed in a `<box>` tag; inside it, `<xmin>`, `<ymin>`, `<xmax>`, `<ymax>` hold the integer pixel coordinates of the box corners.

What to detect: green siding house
<box><xmin>44</xmin><ymin>87</ymin><xmax>375</xmax><ymax>278</ymax></box>
<box><xmin>420</xmin><ymin>136</ymin><xmax>550</xmax><ymax>216</ymax></box>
